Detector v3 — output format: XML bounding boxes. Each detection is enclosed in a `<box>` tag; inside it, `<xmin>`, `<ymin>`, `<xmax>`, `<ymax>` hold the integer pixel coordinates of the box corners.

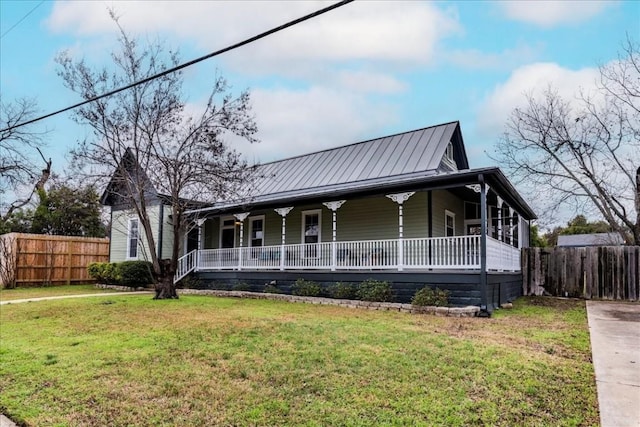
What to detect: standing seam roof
<box><xmin>247</xmin><ymin>121</ymin><xmax>461</xmax><ymax>200</ymax></box>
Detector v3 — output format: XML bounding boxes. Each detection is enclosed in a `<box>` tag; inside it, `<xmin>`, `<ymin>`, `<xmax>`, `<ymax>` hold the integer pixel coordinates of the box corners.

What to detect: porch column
<box><xmin>497</xmin><ymin>196</ymin><xmax>503</xmax><ymax>242</ymax></box>
<box><xmin>275</xmin><ymin>207</ymin><xmax>293</xmax><ymax>271</ymax></box>
<box><xmin>386</xmin><ymin>192</ymin><xmax>415</xmax><ymax>271</ymax></box>
<box><xmin>509</xmin><ymin>207</ymin><xmax>515</xmax><ymax>246</ymax></box>
<box><xmin>479</xmin><ymin>176</ymin><xmax>489</xmax><ymax>313</ymax></box>
<box><xmin>234</xmin><ymin>213</ymin><xmax>250</xmax><ymax>270</ymax></box>
<box><xmin>195</xmin><ymin>218</ymin><xmax>206</xmax><ymax>272</ymax></box>
<box><xmin>323</xmin><ymin>200</ymin><xmax>346</xmax><ymax>271</ymax></box>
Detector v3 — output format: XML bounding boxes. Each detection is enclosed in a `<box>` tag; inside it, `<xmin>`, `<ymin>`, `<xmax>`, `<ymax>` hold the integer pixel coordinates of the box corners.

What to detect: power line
<box><xmin>1</xmin><ymin>0</ymin><xmax>46</xmax><ymax>40</ymax></box>
<box><xmin>1</xmin><ymin>0</ymin><xmax>355</xmax><ymax>133</ymax></box>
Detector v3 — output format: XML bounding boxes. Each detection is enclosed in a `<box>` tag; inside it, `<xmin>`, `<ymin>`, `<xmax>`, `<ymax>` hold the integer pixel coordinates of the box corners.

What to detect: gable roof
<box><xmin>186</xmin><ymin>121</ymin><xmax>535</xmax><ymax>219</ymax></box>
<box><xmin>100</xmin><ymin>148</ymin><xmax>159</xmax><ymax>206</ymax></box>
<box><xmin>557</xmin><ymin>233</ymin><xmax>624</xmax><ymax>247</ymax></box>
<box><xmin>248</xmin><ymin>121</ymin><xmax>466</xmax><ymax>199</ymax></box>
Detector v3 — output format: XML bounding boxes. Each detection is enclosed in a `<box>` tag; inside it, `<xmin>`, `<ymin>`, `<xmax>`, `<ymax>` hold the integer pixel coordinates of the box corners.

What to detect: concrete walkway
<box><xmin>587</xmin><ymin>301</ymin><xmax>640</xmax><ymax>427</ymax></box>
<box><xmin>0</xmin><ymin>291</ymin><xmax>152</xmax><ymax>305</ymax></box>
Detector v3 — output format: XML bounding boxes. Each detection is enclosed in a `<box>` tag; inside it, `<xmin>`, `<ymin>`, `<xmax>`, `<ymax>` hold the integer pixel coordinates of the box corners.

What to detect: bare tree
<box><xmin>492</xmin><ymin>38</ymin><xmax>639</xmax><ymax>244</ymax></box>
<box><xmin>0</xmin><ymin>234</ymin><xmax>17</xmax><ymax>288</ymax></box>
<box><xmin>0</xmin><ymin>98</ymin><xmax>51</xmax><ymax>222</ymax></box>
<box><xmin>56</xmin><ymin>16</ymin><xmax>257</xmax><ymax>299</ymax></box>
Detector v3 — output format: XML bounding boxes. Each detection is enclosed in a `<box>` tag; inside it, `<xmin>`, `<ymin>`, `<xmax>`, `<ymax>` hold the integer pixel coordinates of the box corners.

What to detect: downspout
<box><xmin>427</xmin><ymin>191</ymin><xmax>433</xmax><ymax>266</ymax></box>
<box><xmin>157</xmin><ymin>203</ymin><xmax>164</xmax><ymax>261</ymax></box>
<box><xmin>108</xmin><ymin>208</ymin><xmax>114</xmax><ymax>262</ymax></box>
<box><xmin>479</xmin><ymin>174</ymin><xmax>490</xmax><ymax>316</ymax></box>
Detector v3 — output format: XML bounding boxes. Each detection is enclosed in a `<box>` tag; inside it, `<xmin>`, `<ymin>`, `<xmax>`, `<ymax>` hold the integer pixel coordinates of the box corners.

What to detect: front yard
<box><xmin>0</xmin><ymin>293</ymin><xmax>598</xmax><ymax>426</ymax></box>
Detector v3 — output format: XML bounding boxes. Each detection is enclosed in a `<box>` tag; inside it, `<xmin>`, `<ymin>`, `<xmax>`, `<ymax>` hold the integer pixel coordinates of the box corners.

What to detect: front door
<box><xmin>302</xmin><ymin>210</ymin><xmax>321</xmax><ymax>258</ymax></box>
<box><xmin>220</xmin><ymin>218</ymin><xmax>236</xmax><ymax>249</ymax></box>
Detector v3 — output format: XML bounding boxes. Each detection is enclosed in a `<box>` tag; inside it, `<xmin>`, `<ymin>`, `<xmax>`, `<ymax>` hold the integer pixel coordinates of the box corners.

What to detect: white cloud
<box><xmin>46</xmin><ymin>1</ymin><xmax>461</xmax><ymax>73</ymax></box>
<box><xmin>333</xmin><ymin>70</ymin><xmax>407</xmax><ymax>94</ymax></box>
<box><xmin>227</xmin><ymin>86</ymin><xmax>399</xmax><ymax>164</ymax></box>
<box><xmin>497</xmin><ymin>1</ymin><xmax>615</xmax><ymax>27</ymax></box>
<box><xmin>445</xmin><ymin>43</ymin><xmax>541</xmax><ymax>70</ymax></box>
<box><xmin>44</xmin><ymin>0</ymin><xmax>444</xmax><ymax>156</ymax></box>
<box><xmin>477</xmin><ymin>62</ymin><xmax>599</xmax><ymax>137</ymax></box>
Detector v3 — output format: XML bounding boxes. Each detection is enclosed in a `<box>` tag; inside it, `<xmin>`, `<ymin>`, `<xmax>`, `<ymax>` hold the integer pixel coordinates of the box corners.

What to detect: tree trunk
<box><xmin>154</xmin><ymin>259</ymin><xmax>178</xmax><ymax>299</ymax></box>
<box><xmin>635</xmin><ymin>167</ymin><xmax>640</xmax><ymax>245</ymax></box>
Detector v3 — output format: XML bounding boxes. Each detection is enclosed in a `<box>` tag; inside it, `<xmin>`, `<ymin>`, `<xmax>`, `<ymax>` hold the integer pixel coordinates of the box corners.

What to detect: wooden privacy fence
<box><xmin>0</xmin><ymin>233</ymin><xmax>109</xmax><ymax>287</ymax></box>
<box><xmin>523</xmin><ymin>246</ymin><xmax>640</xmax><ymax>301</ymax></box>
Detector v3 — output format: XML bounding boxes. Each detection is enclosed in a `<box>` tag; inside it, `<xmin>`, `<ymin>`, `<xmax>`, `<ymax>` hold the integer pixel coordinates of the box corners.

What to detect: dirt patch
<box><xmin>525</xmin><ymin>296</ymin><xmax>584</xmax><ymax>311</ymax></box>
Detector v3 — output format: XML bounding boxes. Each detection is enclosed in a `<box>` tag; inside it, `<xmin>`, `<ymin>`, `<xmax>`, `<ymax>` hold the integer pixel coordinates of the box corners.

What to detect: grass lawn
<box><xmin>0</xmin><ymin>295</ymin><xmax>598</xmax><ymax>426</ymax></box>
<box><xmin>0</xmin><ymin>285</ymin><xmax>120</xmax><ymax>301</ymax></box>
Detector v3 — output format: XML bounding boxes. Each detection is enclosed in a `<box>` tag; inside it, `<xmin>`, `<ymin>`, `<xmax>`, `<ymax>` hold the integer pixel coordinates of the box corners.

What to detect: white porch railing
<box><xmin>174</xmin><ymin>249</ymin><xmax>197</xmax><ymax>283</ymax></box>
<box><xmin>177</xmin><ymin>235</ymin><xmax>521</xmax><ymax>275</ymax></box>
<box><xmin>486</xmin><ymin>236</ymin><xmax>521</xmax><ymax>271</ymax></box>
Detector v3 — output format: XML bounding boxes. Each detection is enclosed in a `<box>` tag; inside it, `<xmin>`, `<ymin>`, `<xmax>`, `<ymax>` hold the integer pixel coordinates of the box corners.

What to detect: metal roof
<box><xmin>185</xmin><ymin>121</ymin><xmax>536</xmax><ymax>219</ymax></box>
<box><xmin>249</xmin><ymin>121</ymin><xmax>462</xmax><ymax>198</ymax></box>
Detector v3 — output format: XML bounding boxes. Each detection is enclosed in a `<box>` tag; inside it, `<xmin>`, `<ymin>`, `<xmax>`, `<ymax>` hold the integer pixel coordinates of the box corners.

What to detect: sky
<box><xmin>1</xmin><ymin>0</ymin><xmax>639</xmax><ymax>218</ymax></box>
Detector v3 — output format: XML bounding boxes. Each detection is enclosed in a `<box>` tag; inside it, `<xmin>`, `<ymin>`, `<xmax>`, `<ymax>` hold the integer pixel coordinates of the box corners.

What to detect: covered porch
<box><xmin>178</xmin><ymin>235</ymin><xmax>520</xmax><ymax>279</ymax></box>
<box><xmin>175</xmin><ymin>172</ymin><xmax>531</xmax><ymax>284</ymax></box>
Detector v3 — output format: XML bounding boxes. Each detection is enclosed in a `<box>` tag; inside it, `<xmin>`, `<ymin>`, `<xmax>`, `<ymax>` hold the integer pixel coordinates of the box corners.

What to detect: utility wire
<box><xmin>1</xmin><ymin>0</ymin><xmax>355</xmax><ymax>133</ymax></box>
<box><xmin>1</xmin><ymin>0</ymin><xmax>46</xmax><ymax>40</ymax></box>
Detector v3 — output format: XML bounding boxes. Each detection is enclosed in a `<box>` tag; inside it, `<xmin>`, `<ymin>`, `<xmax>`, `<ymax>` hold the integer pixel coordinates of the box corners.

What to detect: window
<box><xmin>302</xmin><ymin>210</ymin><xmax>321</xmax><ymax>258</ymax></box>
<box><xmin>127</xmin><ymin>218</ymin><xmax>139</xmax><ymax>259</ymax></box>
<box><xmin>445</xmin><ymin>142</ymin><xmax>454</xmax><ymax>162</ymax></box>
<box><xmin>464</xmin><ymin>201</ymin><xmax>481</xmax><ymax>220</ymax></box>
<box><xmin>466</xmin><ymin>222</ymin><xmax>481</xmax><ymax>236</ymax></box>
<box><xmin>249</xmin><ymin>216</ymin><xmax>264</xmax><ymax>247</ymax></box>
<box><xmin>445</xmin><ymin>210</ymin><xmax>455</xmax><ymax>237</ymax></box>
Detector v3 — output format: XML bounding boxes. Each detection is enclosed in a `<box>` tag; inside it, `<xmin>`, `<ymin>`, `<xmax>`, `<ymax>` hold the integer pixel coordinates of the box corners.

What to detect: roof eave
<box><xmin>186</xmin><ymin>167</ymin><xmax>537</xmax><ymax>220</ymax></box>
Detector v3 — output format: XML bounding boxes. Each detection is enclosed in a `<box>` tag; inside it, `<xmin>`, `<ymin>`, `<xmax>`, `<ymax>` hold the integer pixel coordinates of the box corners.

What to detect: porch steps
<box><xmin>174</xmin><ymin>250</ymin><xmax>197</xmax><ymax>284</ymax></box>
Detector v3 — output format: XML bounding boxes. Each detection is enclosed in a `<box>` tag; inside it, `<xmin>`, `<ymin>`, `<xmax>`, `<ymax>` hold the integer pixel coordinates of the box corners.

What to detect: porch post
<box><xmin>195</xmin><ymin>218</ymin><xmax>206</xmax><ymax>272</ymax></box>
<box><xmin>509</xmin><ymin>207</ymin><xmax>515</xmax><ymax>246</ymax></box>
<box><xmin>234</xmin><ymin>213</ymin><xmax>250</xmax><ymax>270</ymax></box>
<box><xmin>497</xmin><ymin>196</ymin><xmax>503</xmax><ymax>242</ymax></box>
<box><xmin>323</xmin><ymin>200</ymin><xmax>346</xmax><ymax>271</ymax></box>
<box><xmin>479</xmin><ymin>175</ymin><xmax>489</xmax><ymax>313</ymax></box>
<box><xmin>386</xmin><ymin>192</ymin><xmax>415</xmax><ymax>271</ymax></box>
<box><xmin>275</xmin><ymin>207</ymin><xmax>293</xmax><ymax>270</ymax></box>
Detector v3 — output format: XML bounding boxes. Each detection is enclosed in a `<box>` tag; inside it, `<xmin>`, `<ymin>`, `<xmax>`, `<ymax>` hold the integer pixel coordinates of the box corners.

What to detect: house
<box><xmin>103</xmin><ymin>121</ymin><xmax>536</xmax><ymax>312</ymax></box>
<box><xmin>101</xmin><ymin>149</ymin><xmax>175</xmax><ymax>263</ymax></box>
<box><xmin>557</xmin><ymin>233</ymin><xmax>624</xmax><ymax>247</ymax></box>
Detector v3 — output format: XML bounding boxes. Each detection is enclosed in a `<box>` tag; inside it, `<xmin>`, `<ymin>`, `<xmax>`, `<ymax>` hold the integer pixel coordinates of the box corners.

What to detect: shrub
<box><xmin>118</xmin><ymin>261</ymin><xmax>154</xmax><ymax>287</ymax></box>
<box><xmin>328</xmin><ymin>282</ymin><xmax>357</xmax><ymax>300</ymax></box>
<box><xmin>87</xmin><ymin>262</ymin><xmax>120</xmax><ymax>285</ymax></box>
<box><xmin>87</xmin><ymin>262</ymin><xmax>105</xmax><ymax>282</ymax></box>
<box><xmin>291</xmin><ymin>279</ymin><xmax>322</xmax><ymax>297</ymax></box>
<box><xmin>232</xmin><ymin>282</ymin><xmax>251</xmax><ymax>291</ymax></box>
<box><xmin>263</xmin><ymin>284</ymin><xmax>282</xmax><ymax>294</ymax></box>
<box><xmin>356</xmin><ymin>279</ymin><xmax>394</xmax><ymax>302</ymax></box>
<box><xmin>411</xmin><ymin>286</ymin><xmax>450</xmax><ymax>307</ymax></box>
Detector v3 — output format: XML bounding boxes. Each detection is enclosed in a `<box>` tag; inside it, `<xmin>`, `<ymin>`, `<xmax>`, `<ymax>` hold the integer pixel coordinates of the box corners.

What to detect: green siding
<box><xmin>430</xmin><ymin>190</ymin><xmax>465</xmax><ymax>237</ymax></box>
<box><xmin>203</xmin><ymin>217</ymin><xmax>220</xmax><ymax>249</ymax></box>
<box><xmin>159</xmin><ymin>204</ymin><xmax>174</xmax><ymax>260</ymax></box>
<box><xmin>336</xmin><ymin>193</ymin><xmax>427</xmax><ymax>241</ymax></box>
<box><xmin>109</xmin><ymin>205</ymin><xmax>164</xmax><ymax>262</ymax></box>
